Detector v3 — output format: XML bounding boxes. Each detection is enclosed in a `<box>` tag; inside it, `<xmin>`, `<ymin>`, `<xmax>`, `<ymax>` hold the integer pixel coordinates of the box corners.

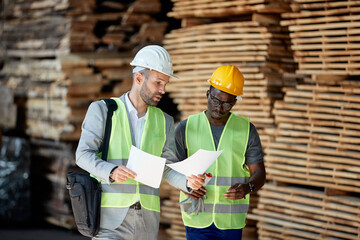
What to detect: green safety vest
<box><xmin>181</xmin><ymin>111</ymin><xmax>250</xmax><ymax>229</ymax></box>
<box><xmin>96</xmin><ymin>98</ymin><xmax>166</xmax><ymax>212</ymax></box>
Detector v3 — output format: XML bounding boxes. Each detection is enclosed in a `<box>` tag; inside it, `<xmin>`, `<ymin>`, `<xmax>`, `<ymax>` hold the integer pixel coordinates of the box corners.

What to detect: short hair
<box><xmin>133</xmin><ymin>67</ymin><xmax>150</xmax><ymax>81</ymax></box>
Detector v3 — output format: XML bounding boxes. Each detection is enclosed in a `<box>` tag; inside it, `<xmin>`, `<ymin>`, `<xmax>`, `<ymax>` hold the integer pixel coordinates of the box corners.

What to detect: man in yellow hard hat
<box><xmin>175</xmin><ymin>65</ymin><xmax>266</xmax><ymax>239</ymax></box>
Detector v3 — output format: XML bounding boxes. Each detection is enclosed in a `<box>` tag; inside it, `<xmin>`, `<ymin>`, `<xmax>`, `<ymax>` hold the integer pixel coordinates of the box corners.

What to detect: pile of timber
<box><xmin>161</xmin><ymin>188</ymin><xmax>185</xmax><ymax>240</ymax></box>
<box><xmin>2</xmin><ymin>53</ymin><xmax>132</xmax><ymax>141</ymax></box>
<box><xmin>163</xmin><ymin>2</ymin><xmax>296</xmax><ymax>239</ymax></box>
<box><xmin>30</xmin><ymin>138</ymin><xmax>80</xmax><ymax>229</ymax></box>
<box><xmin>2</xmin><ymin>0</ymin><xmax>96</xmax><ymax>56</ymax></box>
<box><xmin>248</xmin><ymin>183</ymin><xmax>360</xmax><ymax>239</ymax></box>
<box><xmin>249</xmin><ymin>1</ymin><xmax>360</xmax><ymax>239</ymax></box>
<box><xmin>265</xmin><ymin>78</ymin><xmax>360</xmax><ymax>193</ymax></box>
<box><xmin>0</xmin><ymin>86</ymin><xmax>17</xmax><ymax>129</ymax></box>
<box><xmin>168</xmin><ymin>0</ymin><xmax>291</xmax><ymax>19</ymax></box>
<box><xmin>2</xmin><ymin>0</ymin><xmax>167</xmax><ymax>55</ymax></box>
<box><xmin>281</xmin><ymin>0</ymin><xmax>360</xmax><ymax>75</ymax></box>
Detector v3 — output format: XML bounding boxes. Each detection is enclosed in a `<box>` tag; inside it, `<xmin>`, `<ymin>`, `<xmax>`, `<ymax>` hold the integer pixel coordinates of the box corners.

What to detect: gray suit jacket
<box><xmin>76</xmin><ymin>93</ymin><xmax>188</xmax><ymax>230</ymax></box>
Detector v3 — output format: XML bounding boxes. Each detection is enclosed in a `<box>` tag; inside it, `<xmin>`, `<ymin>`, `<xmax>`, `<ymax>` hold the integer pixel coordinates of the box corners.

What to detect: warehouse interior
<box><xmin>1</xmin><ymin>0</ymin><xmax>360</xmax><ymax>239</ymax></box>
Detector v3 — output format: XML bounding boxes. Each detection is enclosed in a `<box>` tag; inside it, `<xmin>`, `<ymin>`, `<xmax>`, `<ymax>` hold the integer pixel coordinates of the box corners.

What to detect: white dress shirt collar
<box><xmin>125</xmin><ymin>92</ymin><xmax>147</xmax><ymax>148</ymax></box>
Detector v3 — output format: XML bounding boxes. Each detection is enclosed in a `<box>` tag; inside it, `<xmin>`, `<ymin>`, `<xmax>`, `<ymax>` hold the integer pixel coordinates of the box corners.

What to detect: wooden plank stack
<box><xmin>250</xmin><ymin>77</ymin><xmax>360</xmax><ymax>238</ymax></box>
<box><xmin>281</xmin><ymin>0</ymin><xmax>360</xmax><ymax>75</ymax></box>
<box><xmin>163</xmin><ymin>1</ymin><xmax>296</xmax><ymax>239</ymax></box>
<box><xmin>2</xmin><ymin>0</ymin><xmax>96</xmax><ymax>56</ymax></box>
<box><xmin>0</xmin><ymin>86</ymin><xmax>17</xmax><ymax>129</ymax></box>
<box><xmin>265</xmin><ymin>79</ymin><xmax>360</xmax><ymax>193</ymax></box>
<box><xmin>161</xmin><ymin>188</ymin><xmax>186</xmax><ymax>240</ymax></box>
<box><xmin>30</xmin><ymin>138</ymin><xmax>79</xmax><ymax>229</ymax></box>
<box><xmin>168</xmin><ymin>0</ymin><xmax>291</xmax><ymax>18</ymax></box>
<box><xmin>248</xmin><ymin>183</ymin><xmax>360</xmax><ymax>239</ymax></box>
<box><xmin>248</xmin><ymin>1</ymin><xmax>360</xmax><ymax>239</ymax></box>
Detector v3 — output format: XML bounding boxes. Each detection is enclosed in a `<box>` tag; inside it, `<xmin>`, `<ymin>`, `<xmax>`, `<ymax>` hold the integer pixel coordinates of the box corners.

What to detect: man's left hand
<box><xmin>225</xmin><ymin>183</ymin><xmax>248</xmax><ymax>200</ymax></box>
<box><xmin>186</xmin><ymin>174</ymin><xmax>205</xmax><ymax>190</ymax></box>
<box><xmin>182</xmin><ymin>187</ymin><xmax>207</xmax><ymax>200</ymax></box>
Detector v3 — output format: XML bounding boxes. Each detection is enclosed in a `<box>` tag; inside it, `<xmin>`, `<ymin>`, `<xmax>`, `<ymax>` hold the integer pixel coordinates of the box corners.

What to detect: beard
<box><xmin>140</xmin><ymin>82</ymin><xmax>162</xmax><ymax>106</ymax></box>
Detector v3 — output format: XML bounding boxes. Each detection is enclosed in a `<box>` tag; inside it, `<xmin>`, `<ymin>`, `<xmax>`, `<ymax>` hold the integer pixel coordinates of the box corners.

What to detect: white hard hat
<box><xmin>130</xmin><ymin>45</ymin><xmax>177</xmax><ymax>78</ymax></box>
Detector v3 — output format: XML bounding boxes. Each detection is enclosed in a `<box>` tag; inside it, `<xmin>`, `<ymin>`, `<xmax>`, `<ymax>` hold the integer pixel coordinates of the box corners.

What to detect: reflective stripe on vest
<box><xmin>98</xmin><ymin>98</ymin><xmax>166</xmax><ymax>212</ymax></box>
<box><xmin>181</xmin><ymin>111</ymin><xmax>250</xmax><ymax>229</ymax></box>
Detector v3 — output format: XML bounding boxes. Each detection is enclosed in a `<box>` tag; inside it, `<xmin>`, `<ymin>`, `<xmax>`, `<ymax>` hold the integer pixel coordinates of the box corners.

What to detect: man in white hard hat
<box><xmin>76</xmin><ymin>45</ymin><xmax>205</xmax><ymax>239</ymax></box>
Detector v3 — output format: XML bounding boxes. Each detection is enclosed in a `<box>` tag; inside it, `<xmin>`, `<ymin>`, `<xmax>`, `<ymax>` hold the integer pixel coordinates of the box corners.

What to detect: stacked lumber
<box><xmin>168</xmin><ymin>0</ymin><xmax>291</xmax><ymax>18</ymax></box>
<box><xmin>266</xmin><ymin>78</ymin><xmax>360</xmax><ymax>193</ymax></box>
<box><xmin>30</xmin><ymin>138</ymin><xmax>80</xmax><ymax>229</ymax></box>
<box><xmin>2</xmin><ymin>53</ymin><xmax>131</xmax><ymax>141</ymax></box>
<box><xmin>0</xmin><ymin>86</ymin><xmax>17</xmax><ymax>129</ymax></box>
<box><xmin>248</xmin><ymin>183</ymin><xmax>360</xmax><ymax>239</ymax></box>
<box><xmin>2</xmin><ymin>0</ymin><xmax>97</xmax><ymax>56</ymax></box>
<box><xmin>98</xmin><ymin>0</ymin><xmax>168</xmax><ymax>51</ymax></box>
<box><xmin>161</xmin><ymin>188</ymin><xmax>186</xmax><ymax>240</ymax></box>
<box><xmin>249</xmin><ymin>1</ymin><xmax>360</xmax><ymax>239</ymax></box>
<box><xmin>281</xmin><ymin>0</ymin><xmax>360</xmax><ymax>75</ymax></box>
<box><xmin>2</xmin><ymin>0</ymin><xmax>167</xmax><ymax>55</ymax></box>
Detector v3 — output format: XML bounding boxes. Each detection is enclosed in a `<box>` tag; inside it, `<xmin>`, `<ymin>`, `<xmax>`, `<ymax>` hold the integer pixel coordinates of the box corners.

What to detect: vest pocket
<box><xmin>69</xmin><ymin>183</ymin><xmax>89</xmax><ymax>227</ymax></box>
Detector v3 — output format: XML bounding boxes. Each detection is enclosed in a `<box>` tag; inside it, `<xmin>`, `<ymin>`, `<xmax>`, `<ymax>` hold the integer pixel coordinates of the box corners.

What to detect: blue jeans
<box><xmin>185</xmin><ymin>223</ymin><xmax>243</xmax><ymax>240</ymax></box>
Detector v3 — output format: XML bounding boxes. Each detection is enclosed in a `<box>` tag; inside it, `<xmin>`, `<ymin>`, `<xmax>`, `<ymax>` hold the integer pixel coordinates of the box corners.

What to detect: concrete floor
<box><xmin>0</xmin><ymin>225</ymin><xmax>170</xmax><ymax>240</ymax></box>
<box><xmin>0</xmin><ymin>227</ymin><xmax>89</xmax><ymax>240</ymax></box>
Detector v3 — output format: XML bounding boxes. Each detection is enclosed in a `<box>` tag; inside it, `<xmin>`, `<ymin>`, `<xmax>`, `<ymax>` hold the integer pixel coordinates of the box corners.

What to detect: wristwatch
<box><xmin>109</xmin><ymin>167</ymin><xmax>116</xmax><ymax>183</ymax></box>
<box><xmin>248</xmin><ymin>181</ymin><xmax>254</xmax><ymax>193</ymax></box>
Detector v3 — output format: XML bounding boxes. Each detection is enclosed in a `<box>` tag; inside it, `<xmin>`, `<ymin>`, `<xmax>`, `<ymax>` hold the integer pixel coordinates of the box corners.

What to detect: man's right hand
<box><xmin>110</xmin><ymin>166</ymin><xmax>137</xmax><ymax>182</ymax></box>
<box><xmin>182</xmin><ymin>187</ymin><xmax>207</xmax><ymax>200</ymax></box>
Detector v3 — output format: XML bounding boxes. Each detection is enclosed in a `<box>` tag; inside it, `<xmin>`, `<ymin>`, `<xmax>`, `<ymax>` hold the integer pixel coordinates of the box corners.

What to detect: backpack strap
<box><xmin>101</xmin><ymin>99</ymin><xmax>118</xmax><ymax>161</ymax></box>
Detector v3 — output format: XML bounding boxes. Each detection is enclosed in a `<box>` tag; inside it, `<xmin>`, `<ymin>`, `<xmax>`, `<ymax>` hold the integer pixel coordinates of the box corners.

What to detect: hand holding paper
<box><xmin>167</xmin><ymin>149</ymin><xmax>223</xmax><ymax>176</ymax></box>
<box><xmin>126</xmin><ymin>145</ymin><xmax>166</xmax><ymax>188</ymax></box>
<box><xmin>186</xmin><ymin>174</ymin><xmax>205</xmax><ymax>190</ymax></box>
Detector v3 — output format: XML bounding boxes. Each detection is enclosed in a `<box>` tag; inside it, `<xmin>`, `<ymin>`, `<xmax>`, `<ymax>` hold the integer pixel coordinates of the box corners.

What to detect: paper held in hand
<box><xmin>166</xmin><ymin>149</ymin><xmax>223</xmax><ymax>176</ymax></box>
<box><xmin>126</xmin><ymin>145</ymin><xmax>166</xmax><ymax>188</ymax></box>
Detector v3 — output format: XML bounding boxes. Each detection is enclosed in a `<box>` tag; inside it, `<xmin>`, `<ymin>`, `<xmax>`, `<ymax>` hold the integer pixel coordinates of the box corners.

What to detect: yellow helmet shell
<box><xmin>208</xmin><ymin>65</ymin><xmax>244</xmax><ymax>96</ymax></box>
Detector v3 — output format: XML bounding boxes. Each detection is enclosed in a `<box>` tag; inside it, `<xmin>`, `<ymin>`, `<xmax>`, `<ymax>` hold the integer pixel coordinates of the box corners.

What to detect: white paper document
<box><xmin>126</xmin><ymin>145</ymin><xmax>166</xmax><ymax>188</ymax></box>
<box><xmin>167</xmin><ymin>149</ymin><xmax>223</xmax><ymax>176</ymax></box>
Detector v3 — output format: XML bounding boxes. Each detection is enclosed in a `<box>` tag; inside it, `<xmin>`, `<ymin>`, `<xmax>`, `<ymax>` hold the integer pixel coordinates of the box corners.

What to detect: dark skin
<box><xmin>183</xmin><ymin>87</ymin><xmax>266</xmax><ymax>200</ymax></box>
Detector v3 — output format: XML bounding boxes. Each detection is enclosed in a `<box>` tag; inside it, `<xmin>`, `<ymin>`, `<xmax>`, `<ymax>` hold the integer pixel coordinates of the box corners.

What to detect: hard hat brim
<box><xmin>130</xmin><ymin>63</ymin><xmax>178</xmax><ymax>79</ymax></box>
<box><xmin>207</xmin><ymin>79</ymin><xmax>240</xmax><ymax>96</ymax></box>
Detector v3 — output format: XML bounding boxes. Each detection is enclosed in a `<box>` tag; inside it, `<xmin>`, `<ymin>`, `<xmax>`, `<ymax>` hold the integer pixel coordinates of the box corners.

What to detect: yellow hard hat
<box><xmin>208</xmin><ymin>65</ymin><xmax>244</xmax><ymax>96</ymax></box>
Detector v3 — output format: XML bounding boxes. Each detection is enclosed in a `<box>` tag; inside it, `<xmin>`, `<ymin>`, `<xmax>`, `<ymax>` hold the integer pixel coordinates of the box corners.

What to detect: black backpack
<box><xmin>66</xmin><ymin>99</ymin><xmax>117</xmax><ymax>237</ymax></box>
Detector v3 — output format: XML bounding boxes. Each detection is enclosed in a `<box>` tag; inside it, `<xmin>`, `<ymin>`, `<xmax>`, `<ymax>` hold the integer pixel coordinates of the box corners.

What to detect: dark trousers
<box><xmin>185</xmin><ymin>223</ymin><xmax>243</xmax><ymax>240</ymax></box>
